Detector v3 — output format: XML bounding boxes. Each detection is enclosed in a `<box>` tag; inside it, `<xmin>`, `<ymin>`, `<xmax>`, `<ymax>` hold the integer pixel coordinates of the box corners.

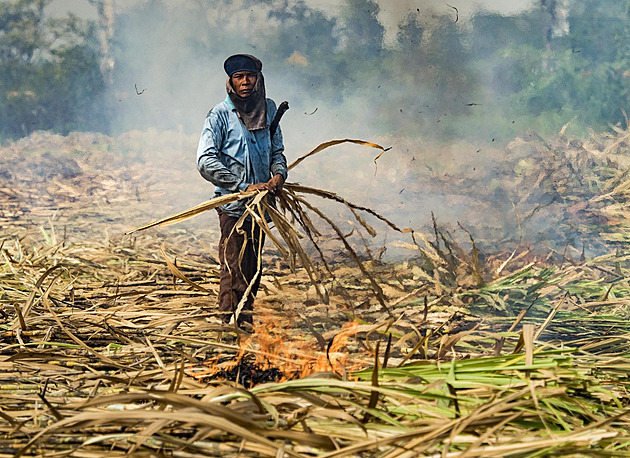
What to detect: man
<box><xmin>196</xmin><ymin>54</ymin><xmax>288</xmax><ymax>330</ymax></box>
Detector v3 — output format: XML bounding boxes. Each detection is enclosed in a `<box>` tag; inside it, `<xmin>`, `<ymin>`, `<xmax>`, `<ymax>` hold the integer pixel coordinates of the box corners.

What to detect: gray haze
<box><xmin>45</xmin><ymin>0</ymin><xmax>589</xmax><ymax>257</ymax></box>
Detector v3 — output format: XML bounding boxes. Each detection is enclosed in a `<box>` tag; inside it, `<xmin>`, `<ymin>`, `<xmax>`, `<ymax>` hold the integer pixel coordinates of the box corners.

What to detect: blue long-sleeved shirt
<box><xmin>196</xmin><ymin>95</ymin><xmax>288</xmax><ymax>217</ymax></box>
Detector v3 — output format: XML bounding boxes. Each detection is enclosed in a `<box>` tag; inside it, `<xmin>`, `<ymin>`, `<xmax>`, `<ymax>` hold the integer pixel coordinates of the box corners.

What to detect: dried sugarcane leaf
<box><xmin>16</xmin><ymin>410</ymin><xmax>297</xmax><ymax>458</ymax></box>
<box><xmin>42</xmin><ymin>293</ymin><xmax>128</xmax><ymax>370</ymax></box>
<box><xmin>128</xmin><ymin>418</ymin><xmax>171</xmax><ymax>454</ymax></box>
<box><xmin>262</xmin><ymin>198</ymin><xmax>329</xmax><ymax>303</ymax></box>
<box><xmin>288</xmin><ymin>139</ymin><xmax>388</xmax><ymax>172</ymax></box>
<box><xmin>160</xmin><ymin>245</ymin><xmax>213</xmax><ymax>294</ymax></box>
<box><xmin>287</xmin><ymin>183</ymin><xmax>411</xmax><ymax>234</ymax></box>
<box><xmin>293</xmin><ymin>194</ymin><xmax>391</xmax><ymax>316</ymax></box>
<box><xmin>126</xmin><ymin>190</ymin><xmax>257</xmax><ymax>233</ymax></box>
<box><xmin>12</xmin><ymin>263</ymin><xmax>65</xmax><ymax>331</ymax></box>
<box><xmin>279</xmin><ymin>190</ymin><xmax>332</xmax><ymax>275</ymax></box>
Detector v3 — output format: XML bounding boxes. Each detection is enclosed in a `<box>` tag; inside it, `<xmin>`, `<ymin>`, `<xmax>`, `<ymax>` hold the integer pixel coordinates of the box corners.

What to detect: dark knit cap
<box><xmin>224</xmin><ymin>54</ymin><xmax>260</xmax><ymax>76</ymax></box>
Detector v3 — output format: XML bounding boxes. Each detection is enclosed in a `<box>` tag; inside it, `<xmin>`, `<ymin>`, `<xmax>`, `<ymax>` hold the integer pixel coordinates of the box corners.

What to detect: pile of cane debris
<box><xmin>1</xmin><ymin>128</ymin><xmax>630</xmax><ymax>456</ymax></box>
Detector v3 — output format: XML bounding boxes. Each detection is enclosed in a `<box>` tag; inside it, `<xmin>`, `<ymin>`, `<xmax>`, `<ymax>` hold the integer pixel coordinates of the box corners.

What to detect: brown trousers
<box><xmin>217</xmin><ymin>210</ymin><xmax>265</xmax><ymax>325</ymax></box>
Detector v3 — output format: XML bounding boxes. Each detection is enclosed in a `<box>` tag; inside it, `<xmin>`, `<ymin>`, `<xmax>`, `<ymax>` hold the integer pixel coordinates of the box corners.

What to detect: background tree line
<box><xmin>0</xmin><ymin>0</ymin><xmax>629</xmax><ymax>142</ymax></box>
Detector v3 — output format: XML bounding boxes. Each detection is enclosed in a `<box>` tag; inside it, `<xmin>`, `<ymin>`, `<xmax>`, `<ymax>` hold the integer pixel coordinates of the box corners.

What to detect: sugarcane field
<box><xmin>1</xmin><ymin>123</ymin><xmax>630</xmax><ymax>456</ymax></box>
<box><xmin>3</xmin><ymin>1</ymin><xmax>630</xmax><ymax>457</ymax></box>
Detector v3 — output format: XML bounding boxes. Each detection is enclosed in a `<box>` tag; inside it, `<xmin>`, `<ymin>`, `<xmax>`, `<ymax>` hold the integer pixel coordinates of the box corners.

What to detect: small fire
<box><xmin>296</xmin><ymin>320</ymin><xmax>362</xmax><ymax>378</ymax></box>
<box><xmin>250</xmin><ymin>310</ymin><xmax>367</xmax><ymax>380</ymax></box>
<box><xmin>187</xmin><ymin>309</ymin><xmax>369</xmax><ymax>385</ymax></box>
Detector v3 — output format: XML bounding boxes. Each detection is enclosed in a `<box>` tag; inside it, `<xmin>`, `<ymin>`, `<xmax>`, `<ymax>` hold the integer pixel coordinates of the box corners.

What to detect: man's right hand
<box><xmin>267</xmin><ymin>173</ymin><xmax>285</xmax><ymax>194</ymax></box>
<box><xmin>245</xmin><ymin>182</ymin><xmax>272</xmax><ymax>192</ymax></box>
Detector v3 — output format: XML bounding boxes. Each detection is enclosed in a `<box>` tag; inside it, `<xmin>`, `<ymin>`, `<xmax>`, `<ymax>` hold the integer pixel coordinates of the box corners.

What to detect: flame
<box><xmin>252</xmin><ymin>312</ymin><xmax>366</xmax><ymax>379</ymax></box>
<box><xmin>186</xmin><ymin>308</ymin><xmax>370</xmax><ymax>383</ymax></box>
<box><xmin>297</xmin><ymin>320</ymin><xmax>362</xmax><ymax>378</ymax></box>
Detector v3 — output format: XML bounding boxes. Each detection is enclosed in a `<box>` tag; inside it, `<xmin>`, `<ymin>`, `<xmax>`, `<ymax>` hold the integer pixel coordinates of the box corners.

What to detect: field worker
<box><xmin>196</xmin><ymin>54</ymin><xmax>288</xmax><ymax>331</ymax></box>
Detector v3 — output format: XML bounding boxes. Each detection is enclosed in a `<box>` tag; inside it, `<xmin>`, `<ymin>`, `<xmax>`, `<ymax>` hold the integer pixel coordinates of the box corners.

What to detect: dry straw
<box><xmin>3</xmin><ymin>129</ymin><xmax>630</xmax><ymax>456</ymax></box>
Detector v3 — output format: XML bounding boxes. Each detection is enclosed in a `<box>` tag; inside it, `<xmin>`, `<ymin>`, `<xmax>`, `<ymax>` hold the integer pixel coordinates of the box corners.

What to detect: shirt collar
<box><xmin>225</xmin><ymin>95</ymin><xmax>236</xmax><ymax>110</ymax></box>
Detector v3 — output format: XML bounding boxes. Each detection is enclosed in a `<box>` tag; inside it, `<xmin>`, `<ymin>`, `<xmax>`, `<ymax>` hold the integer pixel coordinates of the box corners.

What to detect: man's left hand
<box><xmin>267</xmin><ymin>174</ymin><xmax>285</xmax><ymax>195</ymax></box>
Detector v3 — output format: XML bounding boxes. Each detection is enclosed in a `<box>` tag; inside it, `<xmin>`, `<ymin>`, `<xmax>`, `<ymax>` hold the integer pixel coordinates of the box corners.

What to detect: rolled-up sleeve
<box><xmin>196</xmin><ymin>110</ymin><xmax>247</xmax><ymax>192</ymax></box>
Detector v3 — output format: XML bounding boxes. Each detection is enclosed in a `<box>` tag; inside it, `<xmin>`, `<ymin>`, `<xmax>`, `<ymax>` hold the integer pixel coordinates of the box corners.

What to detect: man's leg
<box><xmin>217</xmin><ymin>211</ymin><xmax>265</xmax><ymax>326</ymax></box>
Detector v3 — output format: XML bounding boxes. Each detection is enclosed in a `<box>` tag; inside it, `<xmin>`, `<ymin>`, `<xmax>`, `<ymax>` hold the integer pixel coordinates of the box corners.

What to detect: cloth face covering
<box><xmin>226</xmin><ymin>56</ymin><xmax>267</xmax><ymax>131</ymax></box>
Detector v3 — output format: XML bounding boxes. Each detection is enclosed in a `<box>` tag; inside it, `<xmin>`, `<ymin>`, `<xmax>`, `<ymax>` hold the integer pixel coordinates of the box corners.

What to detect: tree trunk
<box><xmin>94</xmin><ymin>0</ymin><xmax>115</xmax><ymax>84</ymax></box>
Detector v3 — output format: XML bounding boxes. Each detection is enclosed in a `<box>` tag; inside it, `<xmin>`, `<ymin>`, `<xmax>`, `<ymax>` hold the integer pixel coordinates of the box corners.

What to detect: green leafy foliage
<box><xmin>1</xmin><ymin>0</ymin><xmax>629</xmax><ymax>140</ymax></box>
<box><xmin>0</xmin><ymin>0</ymin><xmax>108</xmax><ymax>139</ymax></box>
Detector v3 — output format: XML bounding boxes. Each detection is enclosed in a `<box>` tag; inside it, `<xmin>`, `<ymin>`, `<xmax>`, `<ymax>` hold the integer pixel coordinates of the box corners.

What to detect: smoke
<box><xmin>46</xmin><ymin>0</ymin><xmax>614</xmax><ymax>258</ymax></box>
<box><xmin>103</xmin><ymin>0</ymin><xmax>536</xmax><ymax>137</ymax></box>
